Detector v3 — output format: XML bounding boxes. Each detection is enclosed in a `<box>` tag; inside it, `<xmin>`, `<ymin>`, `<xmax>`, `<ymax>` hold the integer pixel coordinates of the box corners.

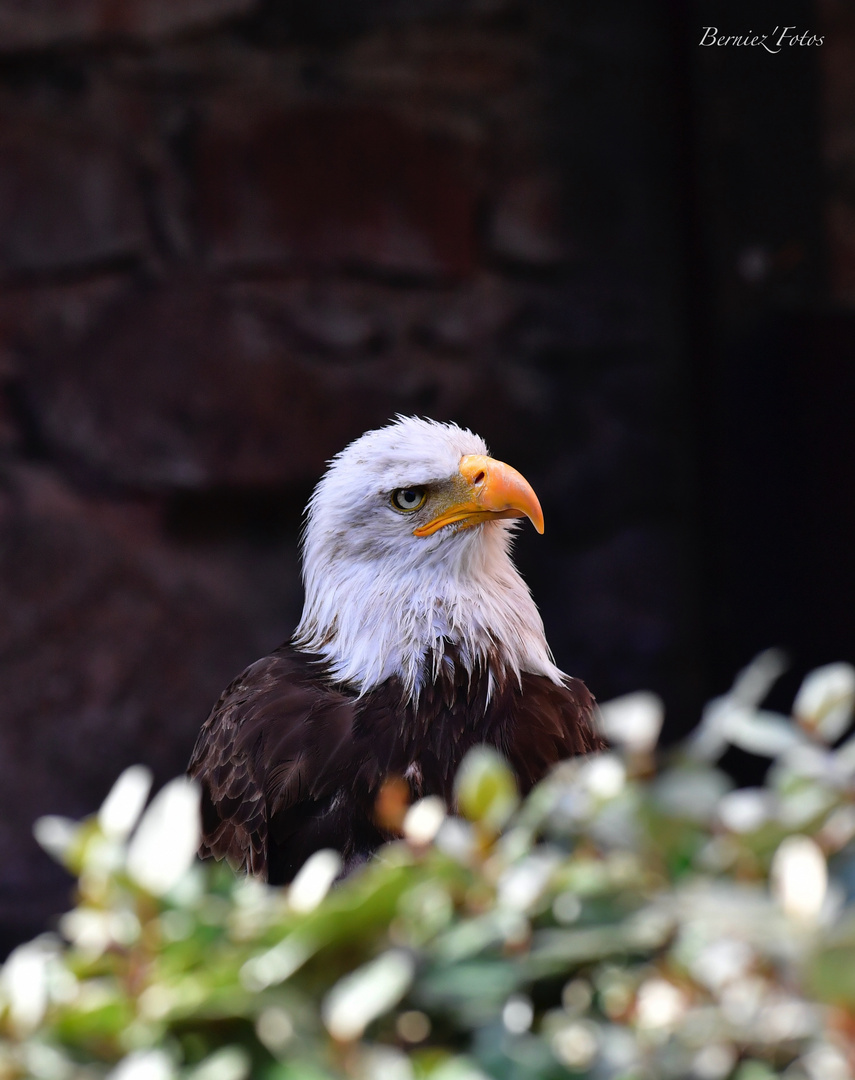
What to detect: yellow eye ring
<box><xmin>391</xmin><ymin>487</ymin><xmax>427</xmax><ymax>513</ymax></box>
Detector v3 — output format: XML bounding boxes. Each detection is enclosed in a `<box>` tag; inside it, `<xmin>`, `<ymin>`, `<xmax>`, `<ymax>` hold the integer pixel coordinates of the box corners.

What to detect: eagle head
<box><xmin>294</xmin><ymin>417</ymin><xmax>564</xmax><ymax>698</ymax></box>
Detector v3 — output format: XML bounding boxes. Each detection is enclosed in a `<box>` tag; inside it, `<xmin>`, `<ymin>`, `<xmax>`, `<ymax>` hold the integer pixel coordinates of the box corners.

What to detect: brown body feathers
<box><xmin>188</xmin><ymin>642</ymin><xmax>601</xmax><ymax>883</ymax></box>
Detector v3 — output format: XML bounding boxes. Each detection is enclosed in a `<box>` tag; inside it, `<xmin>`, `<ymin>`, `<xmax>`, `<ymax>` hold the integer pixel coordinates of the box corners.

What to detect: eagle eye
<box><xmin>391</xmin><ymin>487</ymin><xmax>427</xmax><ymax>513</ymax></box>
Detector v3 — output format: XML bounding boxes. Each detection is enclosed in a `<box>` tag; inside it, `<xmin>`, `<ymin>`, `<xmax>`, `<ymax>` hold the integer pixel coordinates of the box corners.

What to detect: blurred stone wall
<box><xmin>0</xmin><ymin>0</ymin><xmax>699</xmax><ymax>950</ymax></box>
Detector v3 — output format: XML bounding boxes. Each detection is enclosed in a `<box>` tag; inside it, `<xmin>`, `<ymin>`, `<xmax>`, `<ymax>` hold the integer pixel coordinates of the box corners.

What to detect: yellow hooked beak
<box><xmin>412</xmin><ymin>454</ymin><xmax>545</xmax><ymax>537</ymax></box>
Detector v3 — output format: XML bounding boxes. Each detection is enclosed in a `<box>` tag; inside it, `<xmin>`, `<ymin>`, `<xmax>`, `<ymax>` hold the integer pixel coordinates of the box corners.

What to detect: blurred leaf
<box><xmin>288</xmin><ymin>851</ymin><xmax>342</xmax><ymax>915</ymax></box>
<box><xmin>455</xmin><ymin>748</ymin><xmax>519</xmax><ymax>833</ymax></box>
<box><xmin>99</xmin><ymin>767</ymin><xmax>154</xmax><ymax>841</ymax></box>
<box><xmin>415</xmin><ymin>961</ymin><xmax>520</xmax><ymax>1024</ymax></box>
<box><xmin>809</xmin><ymin>943</ymin><xmax>855</xmax><ymax>1005</ymax></box>
<box><xmin>770</xmin><ymin>835</ymin><xmax>828</xmax><ymax>922</ymax></box>
<box><xmin>598</xmin><ymin>691</ymin><xmax>664</xmax><ymax>754</ymax></box>
<box><xmin>32</xmin><ymin>816</ymin><xmax>79</xmax><ymax>865</ymax></box>
<box><xmin>107</xmin><ymin>1049</ymin><xmax>176</xmax><ymax>1080</ymax></box>
<box><xmin>322</xmin><ymin>950</ymin><xmax>415</xmax><ymax>1041</ymax></box>
<box><xmin>126</xmin><ymin>778</ymin><xmax>202</xmax><ymax>897</ymax></box>
<box><xmin>794</xmin><ymin>663</ymin><xmax>855</xmax><ymax>743</ymax></box>
<box><xmin>731</xmin><ymin>649</ymin><xmax>789</xmax><ymax>708</ymax></box>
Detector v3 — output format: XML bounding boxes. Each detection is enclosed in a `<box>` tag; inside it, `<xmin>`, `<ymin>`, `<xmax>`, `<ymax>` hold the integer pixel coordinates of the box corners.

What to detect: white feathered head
<box><xmin>294</xmin><ymin>417</ymin><xmax>563</xmax><ymax>698</ymax></box>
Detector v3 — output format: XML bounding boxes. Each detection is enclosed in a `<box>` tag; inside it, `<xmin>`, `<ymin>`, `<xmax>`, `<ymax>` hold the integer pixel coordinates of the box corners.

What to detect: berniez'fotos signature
<box><xmin>699</xmin><ymin>27</ymin><xmax>824</xmax><ymax>52</ymax></box>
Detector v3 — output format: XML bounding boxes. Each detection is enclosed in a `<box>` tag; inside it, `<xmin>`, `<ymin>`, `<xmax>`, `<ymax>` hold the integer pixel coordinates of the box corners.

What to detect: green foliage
<box><xmin>3</xmin><ymin>653</ymin><xmax>855</xmax><ymax>1079</ymax></box>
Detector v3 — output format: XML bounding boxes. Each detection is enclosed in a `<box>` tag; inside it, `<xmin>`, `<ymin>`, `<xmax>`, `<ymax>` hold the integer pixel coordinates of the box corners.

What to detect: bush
<box><xmin>3</xmin><ymin>652</ymin><xmax>855</xmax><ymax>1080</ymax></box>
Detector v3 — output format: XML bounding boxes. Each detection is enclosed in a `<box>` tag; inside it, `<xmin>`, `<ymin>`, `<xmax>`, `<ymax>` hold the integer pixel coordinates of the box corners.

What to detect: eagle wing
<box><xmin>505</xmin><ymin>673</ymin><xmax>604</xmax><ymax>791</ymax></box>
<box><xmin>187</xmin><ymin>645</ymin><xmax>361</xmax><ymax>882</ymax></box>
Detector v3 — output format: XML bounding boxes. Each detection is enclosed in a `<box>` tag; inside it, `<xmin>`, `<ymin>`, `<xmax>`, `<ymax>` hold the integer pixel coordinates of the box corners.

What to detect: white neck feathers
<box><xmin>294</xmin><ymin>518</ymin><xmax>564</xmax><ymax>701</ymax></box>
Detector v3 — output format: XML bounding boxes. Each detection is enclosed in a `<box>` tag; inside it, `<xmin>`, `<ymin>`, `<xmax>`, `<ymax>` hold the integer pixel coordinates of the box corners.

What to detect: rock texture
<box><xmin>198</xmin><ymin>105</ymin><xmax>481</xmax><ymax>275</ymax></box>
<box><xmin>0</xmin><ymin>0</ymin><xmax>255</xmax><ymax>52</ymax></box>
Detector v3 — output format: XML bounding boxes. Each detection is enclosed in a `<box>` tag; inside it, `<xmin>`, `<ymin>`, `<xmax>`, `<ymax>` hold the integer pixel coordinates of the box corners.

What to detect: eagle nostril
<box><xmin>473</xmin><ymin>471</ymin><xmax>485</xmax><ymax>485</ymax></box>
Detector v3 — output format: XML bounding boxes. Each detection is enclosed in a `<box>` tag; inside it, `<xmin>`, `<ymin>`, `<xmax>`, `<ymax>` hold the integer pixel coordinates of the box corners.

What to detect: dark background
<box><xmin>0</xmin><ymin>0</ymin><xmax>852</xmax><ymax>952</ymax></box>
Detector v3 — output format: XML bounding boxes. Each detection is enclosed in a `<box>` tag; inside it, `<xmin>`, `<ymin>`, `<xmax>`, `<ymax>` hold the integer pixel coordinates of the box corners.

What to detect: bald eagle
<box><xmin>188</xmin><ymin>417</ymin><xmax>601</xmax><ymax>882</ymax></box>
